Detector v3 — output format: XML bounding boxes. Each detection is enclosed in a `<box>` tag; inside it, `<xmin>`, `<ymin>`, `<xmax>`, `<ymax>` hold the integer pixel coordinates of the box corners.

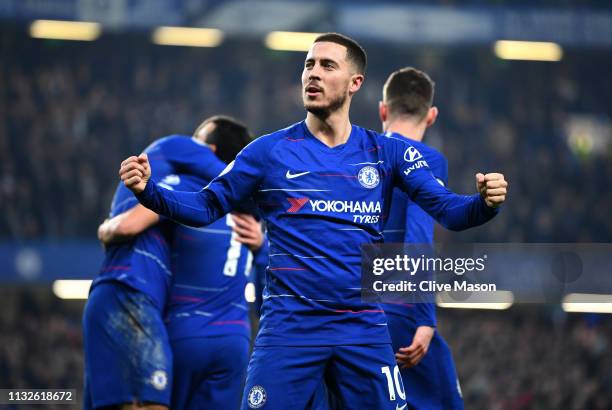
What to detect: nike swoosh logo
<box><xmin>396</xmin><ymin>404</ymin><xmax>407</xmax><ymax>410</ymax></box>
<box><xmin>286</xmin><ymin>171</ymin><xmax>311</xmax><ymax>179</ymax></box>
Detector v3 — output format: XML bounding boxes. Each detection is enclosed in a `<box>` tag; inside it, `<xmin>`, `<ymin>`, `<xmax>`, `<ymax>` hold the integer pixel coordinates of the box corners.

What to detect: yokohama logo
<box><xmin>286</xmin><ymin>197</ymin><xmax>382</xmax><ymax>214</ymax></box>
<box><xmin>310</xmin><ymin>200</ymin><xmax>381</xmax><ymax>213</ymax></box>
<box><xmin>287</xmin><ymin>197</ymin><xmax>309</xmax><ymax>212</ymax></box>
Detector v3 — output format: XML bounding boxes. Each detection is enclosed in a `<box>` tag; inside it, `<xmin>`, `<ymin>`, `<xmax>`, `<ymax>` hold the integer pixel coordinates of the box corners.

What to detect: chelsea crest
<box><xmin>358</xmin><ymin>166</ymin><xmax>380</xmax><ymax>189</ymax></box>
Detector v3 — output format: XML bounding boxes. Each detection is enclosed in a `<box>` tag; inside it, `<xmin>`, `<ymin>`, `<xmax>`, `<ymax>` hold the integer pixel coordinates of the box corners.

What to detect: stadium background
<box><xmin>1</xmin><ymin>0</ymin><xmax>611</xmax><ymax>408</ymax></box>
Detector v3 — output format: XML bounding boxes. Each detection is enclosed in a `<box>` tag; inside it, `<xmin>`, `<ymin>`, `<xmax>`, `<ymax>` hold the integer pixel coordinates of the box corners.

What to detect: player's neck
<box><xmin>305</xmin><ymin>106</ymin><xmax>352</xmax><ymax>148</ymax></box>
<box><xmin>385</xmin><ymin>119</ymin><xmax>426</xmax><ymax>143</ymax></box>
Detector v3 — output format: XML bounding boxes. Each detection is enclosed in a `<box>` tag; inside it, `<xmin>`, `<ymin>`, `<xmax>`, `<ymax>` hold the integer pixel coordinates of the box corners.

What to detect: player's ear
<box><xmin>425</xmin><ymin>106</ymin><xmax>438</xmax><ymax>128</ymax></box>
<box><xmin>207</xmin><ymin>143</ymin><xmax>217</xmax><ymax>154</ymax></box>
<box><xmin>349</xmin><ymin>73</ymin><xmax>364</xmax><ymax>95</ymax></box>
<box><xmin>379</xmin><ymin>101</ymin><xmax>387</xmax><ymax>123</ymax></box>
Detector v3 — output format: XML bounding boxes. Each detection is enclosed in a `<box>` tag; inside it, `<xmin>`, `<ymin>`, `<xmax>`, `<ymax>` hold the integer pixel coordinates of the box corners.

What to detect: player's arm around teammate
<box><xmin>232</xmin><ymin>213</ymin><xmax>264</xmax><ymax>252</ymax></box>
<box><xmin>98</xmin><ymin>205</ymin><xmax>160</xmax><ymax>245</ymax></box>
<box><xmin>97</xmin><ymin>202</ymin><xmax>264</xmax><ymax>252</ymax></box>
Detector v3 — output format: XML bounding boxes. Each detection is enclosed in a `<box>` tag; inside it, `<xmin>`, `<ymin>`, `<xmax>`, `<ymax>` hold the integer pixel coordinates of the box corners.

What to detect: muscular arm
<box><xmin>392</xmin><ymin>142</ymin><xmax>506</xmax><ymax>231</ymax></box>
<box><xmin>98</xmin><ymin>205</ymin><xmax>160</xmax><ymax>245</ymax></box>
<box><xmin>121</xmin><ymin>138</ymin><xmax>265</xmax><ymax>228</ymax></box>
<box><xmin>409</xmin><ymin>178</ymin><xmax>497</xmax><ymax>231</ymax></box>
<box><xmin>136</xmin><ymin>181</ymin><xmax>225</xmax><ymax>227</ymax></box>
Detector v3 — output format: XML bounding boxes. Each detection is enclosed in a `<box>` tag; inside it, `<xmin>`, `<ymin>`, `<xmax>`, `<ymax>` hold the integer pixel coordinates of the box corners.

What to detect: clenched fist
<box><xmin>476</xmin><ymin>172</ymin><xmax>507</xmax><ymax>208</ymax></box>
<box><xmin>119</xmin><ymin>153</ymin><xmax>151</xmax><ymax>194</ymax></box>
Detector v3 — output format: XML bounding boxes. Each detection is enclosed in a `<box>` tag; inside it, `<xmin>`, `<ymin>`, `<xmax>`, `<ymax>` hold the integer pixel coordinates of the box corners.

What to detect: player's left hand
<box><xmin>97</xmin><ymin>218</ymin><xmax>124</xmax><ymax>246</ymax></box>
<box><xmin>395</xmin><ymin>326</ymin><xmax>435</xmax><ymax>369</ymax></box>
<box><xmin>232</xmin><ymin>213</ymin><xmax>264</xmax><ymax>252</ymax></box>
<box><xmin>97</xmin><ymin>219</ymin><xmax>109</xmax><ymax>242</ymax></box>
<box><xmin>476</xmin><ymin>172</ymin><xmax>507</xmax><ymax>208</ymax></box>
<box><xmin>97</xmin><ymin>219</ymin><xmax>110</xmax><ymax>249</ymax></box>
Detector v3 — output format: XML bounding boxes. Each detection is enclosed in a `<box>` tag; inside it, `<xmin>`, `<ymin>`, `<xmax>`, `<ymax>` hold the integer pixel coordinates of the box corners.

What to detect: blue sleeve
<box><xmin>253</xmin><ymin>235</ymin><xmax>269</xmax><ymax>269</ymax></box>
<box><xmin>392</xmin><ymin>141</ymin><xmax>498</xmax><ymax>231</ymax></box>
<box><xmin>412</xmin><ymin>303</ymin><xmax>436</xmax><ymax>328</ymax></box>
<box><xmin>161</xmin><ymin>137</ymin><xmax>226</xmax><ymax>181</ymax></box>
<box><xmin>136</xmin><ymin>138</ymin><xmax>265</xmax><ymax>227</ymax></box>
<box><xmin>404</xmin><ymin>201</ymin><xmax>436</xmax><ymax>326</ymax></box>
<box><xmin>403</xmin><ymin>152</ymin><xmax>447</xmax><ymax>243</ymax></box>
<box><xmin>403</xmin><ymin>152</ymin><xmax>446</xmax><ymax>327</ymax></box>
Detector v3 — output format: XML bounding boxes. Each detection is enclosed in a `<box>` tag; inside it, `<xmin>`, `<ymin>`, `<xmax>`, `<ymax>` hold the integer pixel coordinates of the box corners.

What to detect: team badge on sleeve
<box><xmin>247</xmin><ymin>385</ymin><xmax>267</xmax><ymax>408</ymax></box>
<box><xmin>358</xmin><ymin>166</ymin><xmax>380</xmax><ymax>189</ymax></box>
<box><xmin>150</xmin><ymin>370</ymin><xmax>168</xmax><ymax>391</ymax></box>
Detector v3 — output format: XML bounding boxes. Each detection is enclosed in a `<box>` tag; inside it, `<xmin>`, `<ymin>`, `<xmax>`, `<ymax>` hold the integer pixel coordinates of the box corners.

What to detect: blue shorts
<box><xmin>171</xmin><ymin>335</ymin><xmax>250</xmax><ymax>410</ymax></box>
<box><xmin>242</xmin><ymin>344</ymin><xmax>407</xmax><ymax>410</ymax></box>
<box><xmin>387</xmin><ymin>313</ymin><xmax>464</xmax><ymax>410</ymax></box>
<box><xmin>82</xmin><ymin>282</ymin><xmax>172</xmax><ymax>409</ymax></box>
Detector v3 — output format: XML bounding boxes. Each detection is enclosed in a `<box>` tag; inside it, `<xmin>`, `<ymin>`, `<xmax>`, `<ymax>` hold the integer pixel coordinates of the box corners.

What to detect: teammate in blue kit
<box><xmin>165</xmin><ymin>175</ymin><xmax>262</xmax><ymax>410</ymax></box>
<box><xmin>84</xmin><ymin>116</ymin><xmax>249</xmax><ymax>410</ymax></box>
<box><xmin>380</xmin><ymin>67</ymin><xmax>464</xmax><ymax>409</ymax></box>
<box><xmin>119</xmin><ymin>33</ymin><xmax>508</xmax><ymax>410</ymax></box>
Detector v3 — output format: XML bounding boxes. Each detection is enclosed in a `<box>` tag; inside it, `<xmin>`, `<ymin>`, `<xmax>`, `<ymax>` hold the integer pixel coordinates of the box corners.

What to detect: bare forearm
<box><xmin>97</xmin><ymin>205</ymin><xmax>161</xmax><ymax>245</ymax></box>
<box><xmin>98</xmin><ymin>217</ymin><xmax>132</xmax><ymax>245</ymax></box>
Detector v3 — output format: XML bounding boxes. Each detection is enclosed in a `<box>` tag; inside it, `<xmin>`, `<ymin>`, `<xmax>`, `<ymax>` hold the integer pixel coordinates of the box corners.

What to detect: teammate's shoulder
<box><xmin>158</xmin><ymin>134</ymin><xmax>200</xmax><ymax>148</ymax></box>
<box><xmin>143</xmin><ymin>134</ymin><xmax>190</xmax><ymax>152</ymax></box>
<box><xmin>159</xmin><ymin>173</ymin><xmax>206</xmax><ymax>191</ymax></box>
<box><xmin>154</xmin><ymin>134</ymin><xmax>188</xmax><ymax>144</ymax></box>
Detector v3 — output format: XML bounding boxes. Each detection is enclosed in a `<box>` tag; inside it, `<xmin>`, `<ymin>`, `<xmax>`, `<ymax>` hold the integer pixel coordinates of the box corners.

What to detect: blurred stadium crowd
<box><xmin>2</xmin><ymin>288</ymin><xmax>611</xmax><ymax>410</ymax></box>
<box><xmin>0</xmin><ymin>287</ymin><xmax>83</xmax><ymax>410</ymax></box>
<box><xmin>1</xmin><ymin>28</ymin><xmax>611</xmax><ymax>241</ymax></box>
<box><xmin>1</xmin><ymin>17</ymin><xmax>612</xmax><ymax>409</ymax></box>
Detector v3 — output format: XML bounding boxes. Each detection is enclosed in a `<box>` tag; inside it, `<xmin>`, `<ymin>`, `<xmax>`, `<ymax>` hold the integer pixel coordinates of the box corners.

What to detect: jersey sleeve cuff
<box><xmin>478</xmin><ymin>194</ymin><xmax>501</xmax><ymax>216</ymax></box>
<box><xmin>136</xmin><ymin>179</ymin><xmax>157</xmax><ymax>203</ymax></box>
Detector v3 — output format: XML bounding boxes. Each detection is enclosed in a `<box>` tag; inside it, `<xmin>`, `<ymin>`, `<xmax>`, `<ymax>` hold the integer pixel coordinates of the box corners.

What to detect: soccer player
<box><xmin>84</xmin><ymin>116</ymin><xmax>250</xmax><ymax>410</ymax></box>
<box><xmin>119</xmin><ymin>33</ymin><xmax>508</xmax><ymax>410</ymax></box>
<box><xmin>164</xmin><ymin>176</ymin><xmax>262</xmax><ymax>410</ymax></box>
<box><xmin>380</xmin><ymin>67</ymin><xmax>464</xmax><ymax>409</ymax></box>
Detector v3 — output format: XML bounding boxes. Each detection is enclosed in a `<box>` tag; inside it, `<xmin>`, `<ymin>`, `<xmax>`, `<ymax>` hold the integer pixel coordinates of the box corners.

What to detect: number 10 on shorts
<box><xmin>381</xmin><ymin>365</ymin><xmax>406</xmax><ymax>401</ymax></box>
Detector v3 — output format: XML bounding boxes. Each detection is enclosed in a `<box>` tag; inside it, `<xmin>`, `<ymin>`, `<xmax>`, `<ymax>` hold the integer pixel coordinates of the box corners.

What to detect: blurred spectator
<box><xmin>0</xmin><ymin>287</ymin><xmax>83</xmax><ymax>410</ymax></box>
<box><xmin>1</xmin><ymin>13</ymin><xmax>611</xmax><ymax>410</ymax></box>
<box><xmin>1</xmin><ymin>287</ymin><xmax>611</xmax><ymax>409</ymax></box>
<box><xmin>439</xmin><ymin>308</ymin><xmax>612</xmax><ymax>410</ymax></box>
<box><xmin>0</xmin><ymin>27</ymin><xmax>610</xmax><ymax>241</ymax></box>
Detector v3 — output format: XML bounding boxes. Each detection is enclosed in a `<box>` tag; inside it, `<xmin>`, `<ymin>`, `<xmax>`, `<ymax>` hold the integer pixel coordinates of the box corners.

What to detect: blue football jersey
<box><xmin>93</xmin><ymin>136</ymin><xmax>223</xmax><ymax>309</ymax></box>
<box><xmin>382</xmin><ymin>133</ymin><xmax>449</xmax><ymax>326</ymax></box>
<box><xmin>163</xmin><ymin>173</ymin><xmax>254</xmax><ymax>340</ymax></box>
<box><xmin>136</xmin><ymin>121</ymin><xmax>498</xmax><ymax>345</ymax></box>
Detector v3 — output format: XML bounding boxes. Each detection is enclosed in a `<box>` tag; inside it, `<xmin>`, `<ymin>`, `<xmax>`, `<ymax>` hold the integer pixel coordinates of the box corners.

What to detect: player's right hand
<box><xmin>476</xmin><ymin>172</ymin><xmax>507</xmax><ymax>208</ymax></box>
<box><xmin>119</xmin><ymin>153</ymin><xmax>150</xmax><ymax>194</ymax></box>
<box><xmin>232</xmin><ymin>213</ymin><xmax>264</xmax><ymax>252</ymax></box>
<box><xmin>395</xmin><ymin>326</ymin><xmax>435</xmax><ymax>369</ymax></box>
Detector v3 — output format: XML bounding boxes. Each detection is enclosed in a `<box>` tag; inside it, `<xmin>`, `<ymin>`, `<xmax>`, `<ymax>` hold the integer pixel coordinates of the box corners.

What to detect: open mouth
<box><xmin>305</xmin><ymin>85</ymin><xmax>322</xmax><ymax>97</ymax></box>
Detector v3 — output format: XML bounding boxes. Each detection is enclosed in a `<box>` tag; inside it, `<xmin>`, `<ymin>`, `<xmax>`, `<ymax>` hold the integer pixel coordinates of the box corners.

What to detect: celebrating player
<box><xmin>84</xmin><ymin>116</ymin><xmax>251</xmax><ymax>410</ymax></box>
<box><xmin>119</xmin><ymin>33</ymin><xmax>507</xmax><ymax>409</ymax></box>
<box><xmin>380</xmin><ymin>67</ymin><xmax>464</xmax><ymax>409</ymax></box>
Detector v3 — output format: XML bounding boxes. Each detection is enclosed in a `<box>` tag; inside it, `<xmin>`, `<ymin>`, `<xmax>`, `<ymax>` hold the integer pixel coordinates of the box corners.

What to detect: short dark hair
<box><xmin>193</xmin><ymin>115</ymin><xmax>252</xmax><ymax>164</ymax></box>
<box><xmin>314</xmin><ymin>32</ymin><xmax>367</xmax><ymax>75</ymax></box>
<box><xmin>383</xmin><ymin>67</ymin><xmax>435</xmax><ymax>121</ymax></box>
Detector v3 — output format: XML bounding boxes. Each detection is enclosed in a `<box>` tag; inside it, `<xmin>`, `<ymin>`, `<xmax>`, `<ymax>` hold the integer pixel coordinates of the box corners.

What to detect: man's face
<box><xmin>301</xmin><ymin>41</ymin><xmax>356</xmax><ymax>117</ymax></box>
